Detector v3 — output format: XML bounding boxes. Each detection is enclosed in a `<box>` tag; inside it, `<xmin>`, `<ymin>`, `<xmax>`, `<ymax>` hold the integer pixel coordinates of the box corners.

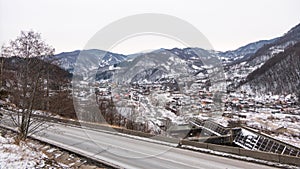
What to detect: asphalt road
<box><xmin>28</xmin><ymin>122</ymin><xmax>279</xmax><ymax>169</ymax></box>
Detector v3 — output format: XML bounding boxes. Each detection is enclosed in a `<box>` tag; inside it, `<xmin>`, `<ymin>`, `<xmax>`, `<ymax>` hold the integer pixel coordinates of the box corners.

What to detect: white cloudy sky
<box><xmin>0</xmin><ymin>0</ymin><xmax>299</xmax><ymax>54</ymax></box>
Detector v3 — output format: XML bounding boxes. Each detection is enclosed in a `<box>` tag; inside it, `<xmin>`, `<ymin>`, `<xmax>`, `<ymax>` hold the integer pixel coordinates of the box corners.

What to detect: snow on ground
<box><xmin>0</xmin><ymin>135</ymin><xmax>47</xmax><ymax>169</ymax></box>
<box><xmin>0</xmin><ymin>129</ymin><xmax>107</xmax><ymax>169</ymax></box>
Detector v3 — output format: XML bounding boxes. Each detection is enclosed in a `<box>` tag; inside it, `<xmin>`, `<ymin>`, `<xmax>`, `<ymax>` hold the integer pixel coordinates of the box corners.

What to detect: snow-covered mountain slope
<box><xmin>166</xmin><ymin>47</ymin><xmax>215</xmax><ymax>62</ymax></box>
<box><xmin>225</xmin><ymin>23</ymin><xmax>300</xmax><ymax>93</ymax></box>
<box><xmin>247</xmin><ymin>23</ymin><xmax>300</xmax><ymax>66</ymax></box>
<box><xmin>95</xmin><ymin>47</ymin><xmax>224</xmax><ymax>85</ymax></box>
<box><xmin>245</xmin><ymin>41</ymin><xmax>300</xmax><ymax>95</ymax></box>
<box><xmin>219</xmin><ymin>39</ymin><xmax>277</xmax><ymax>65</ymax></box>
<box><xmin>52</xmin><ymin>49</ymin><xmax>127</xmax><ymax>73</ymax></box>
<box><xmin>109</xmin><ymin>50</ymin><xmax>194</xmax><ymax>84</ymax></box>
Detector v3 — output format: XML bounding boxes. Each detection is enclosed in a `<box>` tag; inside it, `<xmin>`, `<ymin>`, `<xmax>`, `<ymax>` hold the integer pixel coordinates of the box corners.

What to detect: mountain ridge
<box><xmin>51</xmin><ymin>23</ymin><xmax>300</xmax><ymax>95</ymax></box>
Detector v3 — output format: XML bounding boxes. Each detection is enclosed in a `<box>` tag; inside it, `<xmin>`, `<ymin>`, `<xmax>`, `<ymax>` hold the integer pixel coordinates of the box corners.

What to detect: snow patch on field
<box><xmin>0</xmin><ymin>135</ymin><xmax>47</xmax><ymax>169</ymax></box>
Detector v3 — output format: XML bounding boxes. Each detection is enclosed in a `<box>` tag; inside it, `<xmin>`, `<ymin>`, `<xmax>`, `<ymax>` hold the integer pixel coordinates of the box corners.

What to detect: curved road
<box><xmin>32</xmin><ymin>123</ymin><xmax>278</xmax><ymax>169</ymax></box>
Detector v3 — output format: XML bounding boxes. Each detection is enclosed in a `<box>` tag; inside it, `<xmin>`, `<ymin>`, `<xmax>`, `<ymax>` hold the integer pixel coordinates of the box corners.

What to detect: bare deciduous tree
<box><xmin>1</xmin><ymin>30</ymin><xmax>54</xmax><ymax>142</ymax></box>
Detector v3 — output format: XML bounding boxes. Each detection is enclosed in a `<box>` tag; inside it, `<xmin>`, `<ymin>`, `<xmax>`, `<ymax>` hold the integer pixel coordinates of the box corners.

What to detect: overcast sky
<box><xmin>1</xmin><ymin>0</ymin><xmax>300</xmax><ymax>54</ymax></box>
